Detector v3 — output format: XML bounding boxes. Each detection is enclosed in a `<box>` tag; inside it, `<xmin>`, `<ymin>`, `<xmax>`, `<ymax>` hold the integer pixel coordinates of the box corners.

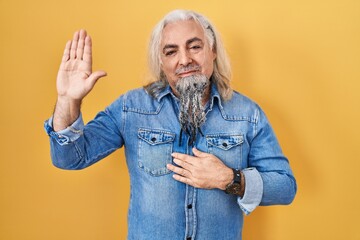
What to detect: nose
<box><xmin>178</xmin><ymin>49</ymin><xmax>192</xmax><ymax>66</ymax></box>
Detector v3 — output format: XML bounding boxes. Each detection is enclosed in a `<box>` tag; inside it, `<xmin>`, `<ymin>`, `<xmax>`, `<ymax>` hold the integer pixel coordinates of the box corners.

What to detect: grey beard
<box><xmin>175</xmin><ymin>74</ymin><xmax>209</xmax><ymax>145</ymax></box>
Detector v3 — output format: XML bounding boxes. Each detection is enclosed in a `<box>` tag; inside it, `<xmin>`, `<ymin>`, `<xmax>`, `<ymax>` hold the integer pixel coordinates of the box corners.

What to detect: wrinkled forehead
<box><xmin>161</xmin><ymin>19</ymin><xmax>208</xmax><ymax>46</ymax></box>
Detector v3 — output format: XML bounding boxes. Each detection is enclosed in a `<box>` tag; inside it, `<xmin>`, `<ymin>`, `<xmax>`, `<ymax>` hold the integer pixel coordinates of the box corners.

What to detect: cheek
<box><xmin>198</xmin><ymin>50</ymin><xmax>215</xmax><ymax>75</ymax></box>
<box><xmin>161</xmin><ymin>60</ymin><xmax>176</xmax><ymax>75</ymax></box>
<box><xmin>160</xmin><ymin>63</ymin><xmax>177</xmax><ymax>86</ymax></box>
<box><xmin>202</xmin><ymin>59</ymin><xmax>215</xmax><ymax>76</ymax></box>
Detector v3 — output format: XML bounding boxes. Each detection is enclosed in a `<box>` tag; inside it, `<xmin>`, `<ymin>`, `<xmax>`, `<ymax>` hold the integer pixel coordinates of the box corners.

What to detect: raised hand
<box><xmin>53</xmin><ymin>30</ymin><xmax>107</xmax><ymax>131</ymax></box>
<box><xmin>57</xmin><ymin>29</ymin><xmax>106</xmax><ymax>101</ymax></box>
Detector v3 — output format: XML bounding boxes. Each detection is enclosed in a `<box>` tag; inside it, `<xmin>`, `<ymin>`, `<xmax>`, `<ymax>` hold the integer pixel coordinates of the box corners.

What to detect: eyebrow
<box><xmin>186</xmin><ymin>37</ymin><xmax>203</xmax><ymax>45</ymax></box>
<box><xmin>162</xmin><ymin>37</ymin><xmax>204</xmax><ymax>53</ymax></box>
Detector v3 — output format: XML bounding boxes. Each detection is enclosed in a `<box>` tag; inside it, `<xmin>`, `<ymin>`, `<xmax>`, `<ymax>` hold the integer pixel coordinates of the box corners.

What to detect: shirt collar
<box><xmin>209</xmin><ymin>82</ymin><xmax>223</xmax><ymax>112</ymax></box>
<box><xmin>155</xmin><ymin>84</ymin><xmax>173</xmax><ymax>102</ymax></box>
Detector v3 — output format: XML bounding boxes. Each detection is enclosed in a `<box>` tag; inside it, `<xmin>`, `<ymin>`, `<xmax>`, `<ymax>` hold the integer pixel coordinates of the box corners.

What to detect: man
<box><xmin>45</xmin><ymin>9</ymin><xmax>296</xmax><ymax>240</ymax></box>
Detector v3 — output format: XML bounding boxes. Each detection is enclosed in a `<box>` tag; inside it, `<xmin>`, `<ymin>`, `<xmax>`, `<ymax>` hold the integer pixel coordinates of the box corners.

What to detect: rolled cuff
<box><xmin>44</xmin><ymin>113</ymin><xmax>84</xmax><ymax>145</ymax></box>
<box><xmin>237</xmin><ymin>167</ymin><xmax>263</xmax><ymax>215</ymax></box>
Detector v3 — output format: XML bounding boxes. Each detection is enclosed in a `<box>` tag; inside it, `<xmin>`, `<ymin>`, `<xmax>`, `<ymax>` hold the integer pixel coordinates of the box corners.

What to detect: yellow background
<box><xmin>1</xmin><ymin>0</ymin><xmax>359</xmax><ymax>239</ymax></box>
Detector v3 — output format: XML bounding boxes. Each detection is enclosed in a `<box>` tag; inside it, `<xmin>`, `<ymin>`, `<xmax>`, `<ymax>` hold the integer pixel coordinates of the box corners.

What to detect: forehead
<box><xmin>161</xmin><ymin>20</ymin><xmax>206</xmax><ymax>46</ymax></box>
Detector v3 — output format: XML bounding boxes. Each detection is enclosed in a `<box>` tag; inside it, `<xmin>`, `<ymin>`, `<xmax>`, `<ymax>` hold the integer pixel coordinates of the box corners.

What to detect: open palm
<box><xmin>57</xmin><ymin>29</ymin><xmax>106</xmax><ymax>101</ymax></box>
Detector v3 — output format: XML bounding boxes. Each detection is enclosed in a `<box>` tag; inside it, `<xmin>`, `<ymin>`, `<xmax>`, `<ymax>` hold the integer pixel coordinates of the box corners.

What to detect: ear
<box><xmin>212</xmin><ymin>49</ymin><xmax>217</xmax><ymax>61</ymax></box>
<box><xmin>211</xmin><ymin>45</ymin><xmax>217</xmax><ymax>60</ymax></box>
<box><xmin>213</xmin><ymin>52</ymin><xmax>217</xmax><ymax>61</ymax></box>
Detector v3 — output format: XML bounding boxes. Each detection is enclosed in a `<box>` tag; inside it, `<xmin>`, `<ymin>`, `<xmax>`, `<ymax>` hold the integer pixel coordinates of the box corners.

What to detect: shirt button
<box><xmin>187</xmin><ymin>204</ymin><xmax>192</xmax><ymax>209</ymax></box>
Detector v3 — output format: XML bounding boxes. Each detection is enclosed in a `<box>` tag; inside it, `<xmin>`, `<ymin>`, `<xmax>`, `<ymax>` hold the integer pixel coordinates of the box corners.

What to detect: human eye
<box><xmin>191</xmin><ymin>45</ymin><xmax>201</xmax><ymax>49</ymax></box>
<box><xmin>163</xmin><ymin>46</ymin><xmax>178</xmax><ymax>57</ymax></box>
<box><xmin>189</xmin><ymin>44</ymin><xmax>203</xmax><ymax>52</ymax></box>
<box><xmin>164</xmin><ymin>50</ymin><xmax>176</xmax><ymax>56</ymax></box>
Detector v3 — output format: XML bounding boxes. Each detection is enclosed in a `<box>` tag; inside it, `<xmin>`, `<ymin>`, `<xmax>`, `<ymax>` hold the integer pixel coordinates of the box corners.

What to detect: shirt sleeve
<box><xmin>237</xmin><ymin>167</ymin><xmax>263</xmax><ymax>215</ymax></box>
<box><xmin>43</xmin><ymin>96</ymin><xmax>125</xmax><ymax>170</ymax></box>
<box><xmin>237</xmin><ymin>105</ymin><xmax>297</xmax><ymax>214</ymax></box>
<box><xmin>44</xmin><ymin>114</ymin><xmax>84</xmax><ymax>145</ymax></box>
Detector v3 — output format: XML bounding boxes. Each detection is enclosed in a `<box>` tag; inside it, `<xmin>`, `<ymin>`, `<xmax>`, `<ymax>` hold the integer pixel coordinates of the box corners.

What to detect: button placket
<box><xmin>185</xmin><ymin>184</ymin><xmax>197</xmax><ymax>240</ymax></box>
<box><xmin>184</xmin><ymin>140</ymin><xmax>197</xmax><ymax>240</ymax></box>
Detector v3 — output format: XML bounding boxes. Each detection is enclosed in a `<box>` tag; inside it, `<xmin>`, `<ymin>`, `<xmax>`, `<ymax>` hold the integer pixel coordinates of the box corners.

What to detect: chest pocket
<box><xmin>137</xmin><ymin>128</ymin><xmax>175</xmax><ymax>176</ymax></box>
<box><xmin>206</xmin><ymin>134</ymin><xmax>244</xmax><ymax>169</ymax></box>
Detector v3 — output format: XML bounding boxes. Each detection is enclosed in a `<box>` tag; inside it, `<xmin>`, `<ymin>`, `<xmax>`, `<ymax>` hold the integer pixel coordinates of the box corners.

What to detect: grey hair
<box><xmin>176</xmin><ymin>75</ymin><xmax>209</xmax><ymax>145</ymax></box>
<box><xmin>145</xmin><ymin>9</ymin><xmax>233</xmax><ymax>101</ymax></box>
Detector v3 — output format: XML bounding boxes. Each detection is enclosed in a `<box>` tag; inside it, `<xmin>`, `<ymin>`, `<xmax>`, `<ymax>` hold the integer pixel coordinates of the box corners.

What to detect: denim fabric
<box><xmin>44</xmin><ymin>84</ymin><xmax>296</xmax><ymax>240</ymax></box>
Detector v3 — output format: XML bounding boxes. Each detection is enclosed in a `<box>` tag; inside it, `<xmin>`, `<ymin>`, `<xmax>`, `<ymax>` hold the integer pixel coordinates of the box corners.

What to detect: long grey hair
<box><xmin>144</xmin><ymin>9</ymin><xmax>233</xmax><ymax>101</ymax></box>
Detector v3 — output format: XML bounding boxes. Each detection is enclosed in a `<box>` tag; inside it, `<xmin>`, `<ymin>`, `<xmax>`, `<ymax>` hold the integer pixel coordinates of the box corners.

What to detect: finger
<box><xmin>61</xmin><ymin>40</ymin><xmax>71</xmax><ymax>63</ymax></box>
<box><xmin>171</xmin><ymin>152</ymin><xmax>194</xmax><ymax>163</ymax></box>
<box><xmin>173</xmin><ymin>158</ymin><xmax>192</xmax><ymax>171</ymax></box>
<box><xmin>85</xmin><ymin>70</ymin><xmax>107</xmax><ymax>89</ymax></box>
<box><xmin>70</xmin><ymin>31</ymin><xmax>79</xmax><ymax>59</ymax></box>
<box><xmin>192</xmin><ymin>147</ymin><xmax>208</xmax><ymax>158</ymax></box>
<box><xmin>76</xmin><ymin>29</ymin><xmax>87</xmax><ymax>60</ymax></box>
<box><xmin>83</xmin><ymin>35</ymin><xmax>92</xmax><ymax>63</ymax></box>
<box><xmin>172</xmin><ymin>174</ymin><xmax>192</xmax><ymax>186</ymax></box>
<box><xmin>167</xmin><ymin>163</ymin><xmax>189</xmax><ymax>177</ymax></box>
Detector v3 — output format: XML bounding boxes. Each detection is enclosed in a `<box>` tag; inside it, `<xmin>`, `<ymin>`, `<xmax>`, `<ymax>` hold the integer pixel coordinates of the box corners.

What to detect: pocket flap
<box><xmin>206</xmin><ymin>134</ymin><xmax>244</xmax><ymax>150</ymax></box>
<box><xmin>138</xmin><ymin>128</ymin><xmax>175</xmax><ymax>145</ymax></box>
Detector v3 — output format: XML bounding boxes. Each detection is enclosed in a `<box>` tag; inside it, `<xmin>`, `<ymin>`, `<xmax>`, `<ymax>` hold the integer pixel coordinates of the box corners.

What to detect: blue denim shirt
<box><xmin>44</xmin><ymin>84</ymin><xmax>296</xmax><ymax>240</ymax></box>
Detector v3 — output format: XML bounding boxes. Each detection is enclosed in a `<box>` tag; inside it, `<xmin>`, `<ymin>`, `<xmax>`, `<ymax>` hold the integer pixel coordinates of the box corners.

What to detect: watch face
<box><xmin>226</xmin><ymin>183</ymin><xmax>241</xmax><ymax>195</ymax></box>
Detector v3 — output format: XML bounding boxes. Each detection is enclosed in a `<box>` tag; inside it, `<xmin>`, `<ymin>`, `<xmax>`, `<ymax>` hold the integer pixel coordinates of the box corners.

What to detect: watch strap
<box><xmin>233</xmin><ymin>168</ymin><xmax>241</xmax><ymax>184</ymax></box>
<box><xmin>225</xmin><ymin>168</ymin><xmax>242</xmax><ymax>194</ymax></box>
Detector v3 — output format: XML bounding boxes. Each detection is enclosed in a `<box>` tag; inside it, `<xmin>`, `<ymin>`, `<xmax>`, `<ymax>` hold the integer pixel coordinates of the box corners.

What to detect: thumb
<box><xmin>86</xmin><ymin>70</ymin><xmax>107</xmax><ymax>88</ymax></box>
<box><xmin>192</xmin><ymin>147</ymin><xmax>208</xmax><ymax>158</ymax></box>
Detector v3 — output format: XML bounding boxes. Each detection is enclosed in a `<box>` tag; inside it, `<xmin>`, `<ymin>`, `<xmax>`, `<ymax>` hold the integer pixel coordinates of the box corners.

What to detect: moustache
<box><xmin>175</xmin><ymin>65</ymin><xmax>201</xmax><ymax>76</ymax></box>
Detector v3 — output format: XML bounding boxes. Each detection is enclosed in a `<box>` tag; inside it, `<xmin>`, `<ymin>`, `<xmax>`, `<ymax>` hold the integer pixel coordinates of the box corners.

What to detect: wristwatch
<box><xmin>225</xmin><ymin>168</ymin><xmax>242</xmax><ymax>195</ymax></box>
